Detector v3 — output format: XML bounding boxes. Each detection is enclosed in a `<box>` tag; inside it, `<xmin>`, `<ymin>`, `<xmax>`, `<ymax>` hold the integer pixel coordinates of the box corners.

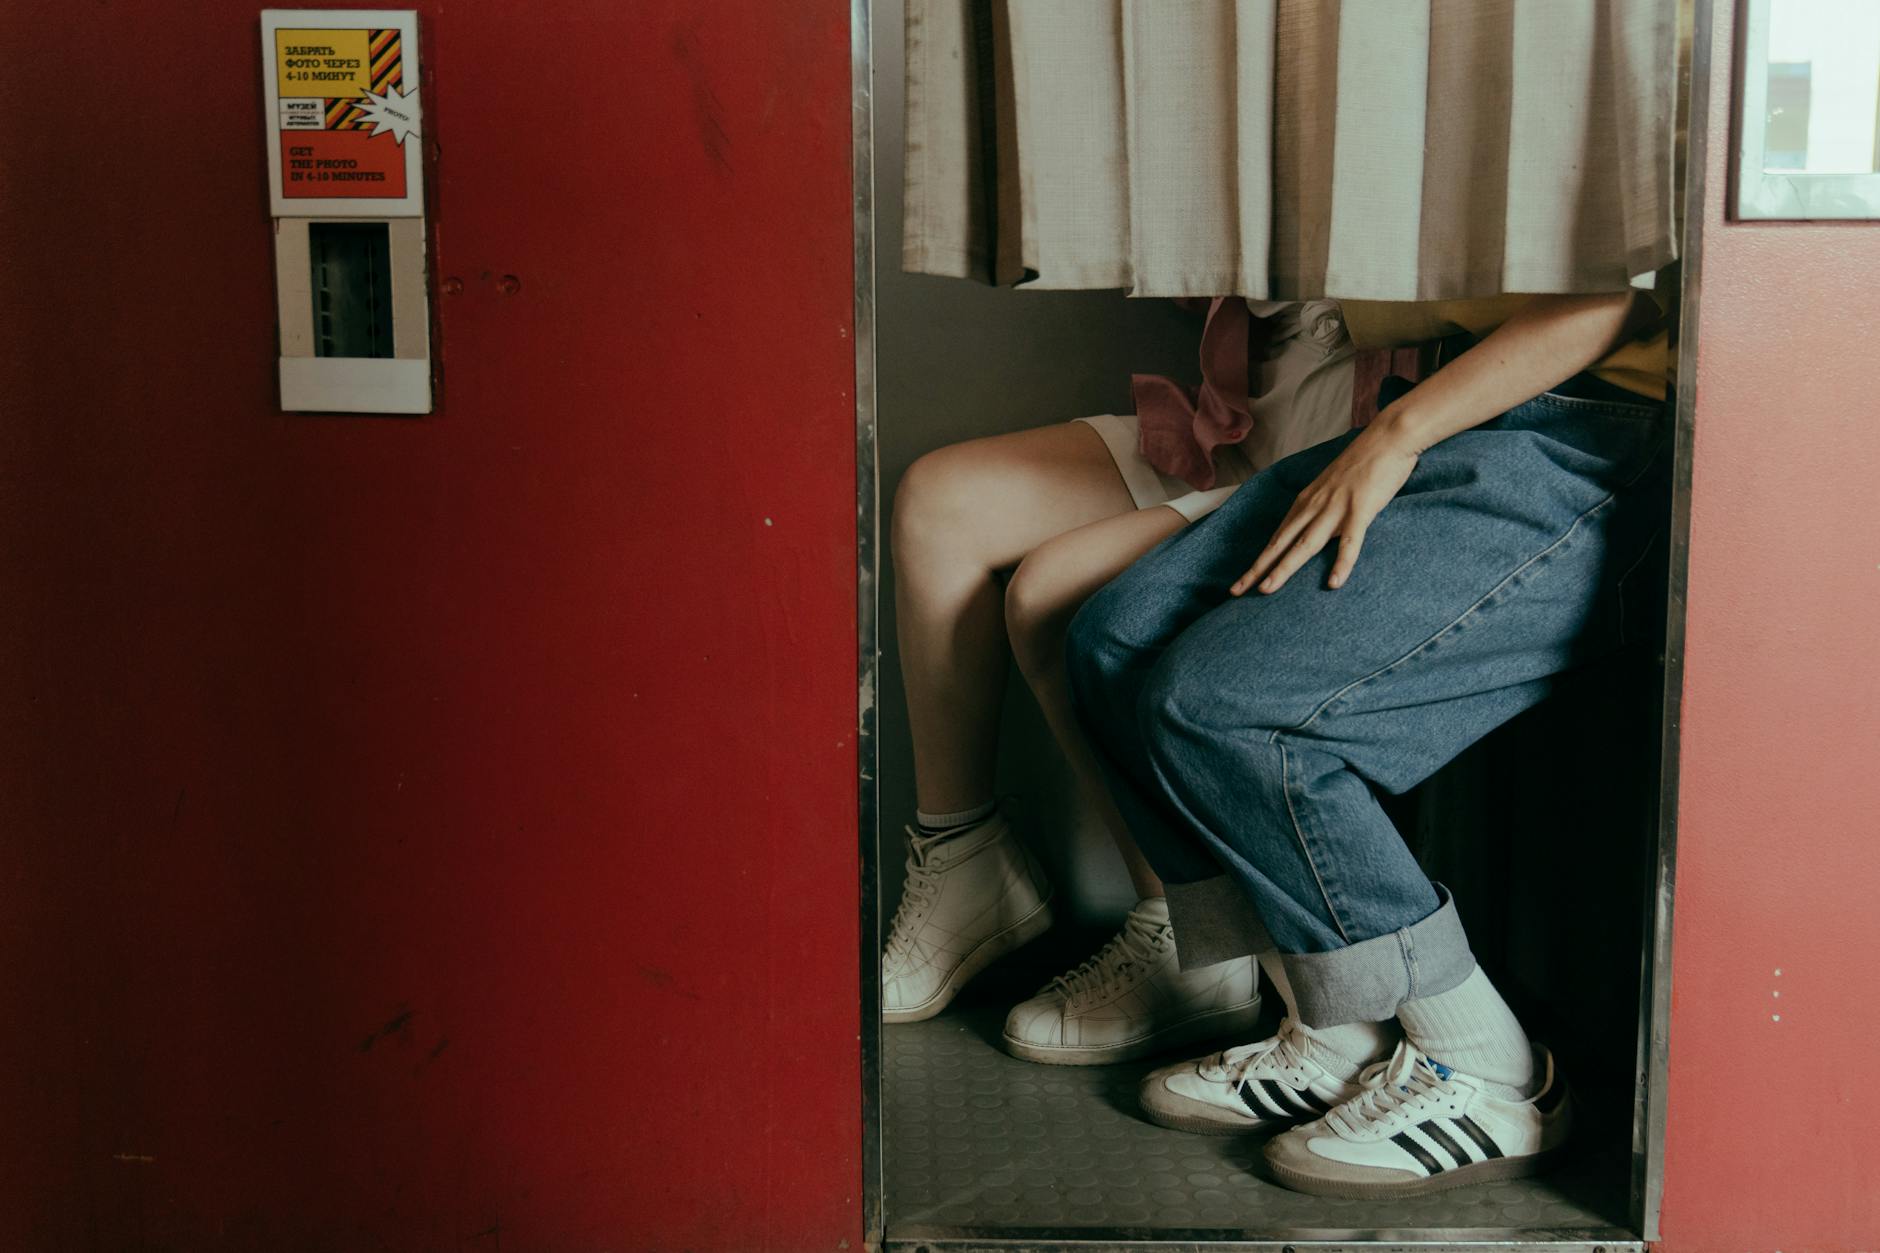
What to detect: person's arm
<box><xmin>1231</xmin><ymin>289</ymin><xmax>1655</xmax><ymax>597</ymax></box>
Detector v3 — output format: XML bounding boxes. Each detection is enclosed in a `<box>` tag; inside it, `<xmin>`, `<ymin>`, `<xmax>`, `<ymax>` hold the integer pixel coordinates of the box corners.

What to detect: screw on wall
<box><xmin>441</xmin><ymin>276</ymin><xmax>464</xmax><ymax>296</ymax></box>
<box><xmin>497</xmin><ymin>274</ymin><xmax>523</xmax><ymax>295</ymax></box>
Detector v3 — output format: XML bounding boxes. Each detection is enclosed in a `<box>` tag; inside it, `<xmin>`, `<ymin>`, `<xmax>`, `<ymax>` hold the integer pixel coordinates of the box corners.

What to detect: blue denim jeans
<box><xmin>1065</xmin><ymin>376</ymin><xmax>1673</xmax><ymax>1026</ymax></box>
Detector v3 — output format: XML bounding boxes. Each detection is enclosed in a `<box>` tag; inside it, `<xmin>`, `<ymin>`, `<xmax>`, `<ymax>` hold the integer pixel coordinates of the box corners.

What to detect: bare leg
<box><xmin>890</xmin><ymin>423</ymin><xmax>1136</xmax><ymax>815</ymax></box>
<box><xmin>999</xmin><ymin>506</ymin><xmax>1268</xmax><ymax>1066</ymax></box>
<box><xmin>1005</xmin><ymin>506</ymin><xmax>1188</xmax><ymax>900</ymax></box>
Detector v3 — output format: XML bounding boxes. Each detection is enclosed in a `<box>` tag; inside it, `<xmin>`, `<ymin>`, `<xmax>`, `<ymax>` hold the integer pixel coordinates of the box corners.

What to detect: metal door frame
<box><xmin>850</xmin><ymin>0</ymin><xmax>1714</xmax><ymax>1245</ymax></box>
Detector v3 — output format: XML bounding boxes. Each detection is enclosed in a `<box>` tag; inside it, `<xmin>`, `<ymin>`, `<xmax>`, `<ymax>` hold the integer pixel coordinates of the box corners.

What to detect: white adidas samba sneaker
<box><xmin>1264</xmin><ymin>1040</ymin><xmax>1572</xmax><ymax>1198</ymax></box>
<box><xmin>1137</xmin><ymin>1018</ymin><xmax>1368</xmax><ymax>1134</ymax></box>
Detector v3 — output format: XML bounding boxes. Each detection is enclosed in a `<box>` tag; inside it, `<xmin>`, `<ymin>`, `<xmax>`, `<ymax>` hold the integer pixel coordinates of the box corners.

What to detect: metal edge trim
<box><xmin>1730</xmin><ymin>0</ymin><xmax>1769</xmax><ymax>220</ymax></box>
<box><xmin>885</xmin><ymin>1230</ymin><xmax>1642</xmax><ymax>1253</ymax></box>
<box><xmin>1739</xmin><ymin>170</ymin><xmax>1880</xmax><ymax>220</ymax></box>
<box><xmin>852</xmin><ymin>0</ymin><xmax>884</xmax><ymax>1246</ymax></box>
<box><xmin>1632</xmin><ymin>0</ymin><xmax>1715</xmax><ymax>1240</ymax></box>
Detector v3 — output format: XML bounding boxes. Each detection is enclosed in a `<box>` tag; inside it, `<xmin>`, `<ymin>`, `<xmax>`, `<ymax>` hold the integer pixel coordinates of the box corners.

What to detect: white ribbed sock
<box><xmin>1258</xmin><ymin>953</ymin><xmax>1400</xmax><ymax>1081</ymax></box>
<box><xmin>1397</xmin><ymin>965</ymin><xmax>1536</xmax><ymax>1100</ymax></box>
<box><xmin>915</xmin><ymin>799</ymin><xmax>997</xmax><ymax>835</ymax></box>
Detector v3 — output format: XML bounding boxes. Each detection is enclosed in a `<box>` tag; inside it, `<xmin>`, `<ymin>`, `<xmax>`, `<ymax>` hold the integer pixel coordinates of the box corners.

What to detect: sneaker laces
<box><xmin>1326</xmin><ymin>1039</ymin><xmax>1455</xmax><ymax>1138</ymax></box>
<box><xmin>1213</xmin><ymin>1016</ymin><xmax>1313</xmax><ymax>1083</ymax></box>
<box><xmin>883</xmin><ymin>827</ymin><xmax>951</xmax><ymax>967</ymax></box>
<box><xmin>1043</xmin><ymin>908</ymin><xmax>1167</xmax><ymax>1004</ymax></box>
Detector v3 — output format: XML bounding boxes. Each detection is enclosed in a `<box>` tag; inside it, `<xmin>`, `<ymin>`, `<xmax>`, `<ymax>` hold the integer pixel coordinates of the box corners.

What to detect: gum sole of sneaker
<box><xmin>1266</xmin><ymin>1144</ymin><xmax>1566</xmax><ymax>1199</ymax></box>
<box><xmin>881</xmin><ymin>895</ymin><xmax>1056</xmax><ymax>1024</ymax></box>
<box><xmin>1001</xmin><ymin>997</ymin><xmax>1264</xmax><ymax>1068</ymax></box>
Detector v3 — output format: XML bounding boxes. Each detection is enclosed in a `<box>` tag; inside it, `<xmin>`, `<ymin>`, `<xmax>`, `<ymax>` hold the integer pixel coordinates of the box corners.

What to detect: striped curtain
<box><xmin>901</xmin><ymin>0</ymin><xmax>1680</xmax><ymax>300</ymax></box>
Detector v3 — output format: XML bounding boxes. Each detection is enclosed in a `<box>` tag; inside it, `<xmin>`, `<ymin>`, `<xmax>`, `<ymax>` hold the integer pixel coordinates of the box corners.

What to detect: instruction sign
<box><xmin>261</xmin><ymin>10</ymin><xmax>423</xmax><ymax>217</ymax></box>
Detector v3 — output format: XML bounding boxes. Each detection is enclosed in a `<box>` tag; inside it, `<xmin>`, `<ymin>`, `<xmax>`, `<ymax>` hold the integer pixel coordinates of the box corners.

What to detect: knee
<box><xmin>1136</xmin><ymin>661</ymin><xmax>1274</xmax><ymax>811</ymax></box>
<box><xmin>1136</xmin><ymin>647</ymin><xmax>1274</xmax><ymax>773</ymax></box>
<box><xmin>1004</xmin><ymin>542</ymin><xmax>1090</xmax><ymax>679</ymax></box>
<box><xmin>1136</xmin><ymin>657</ymin><xmax>1208</xmax><ymax>759</ymax></box>
<box><xmin>890</xmin><ymin>445</ymin><xmax>980</xmax><ymax>567</ymax></box>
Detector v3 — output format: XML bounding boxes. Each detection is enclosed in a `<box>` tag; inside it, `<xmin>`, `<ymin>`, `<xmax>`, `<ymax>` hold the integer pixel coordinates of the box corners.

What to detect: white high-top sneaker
<box><xmin>881</xmin><ymin>813</ymin><xmax>1054</xmax><ymax>1023</ymax></box>
<box><xmin>1002</xmin><ymin>897</ymin><xmax>1261</xmax><ymax>1066</ymax></box>
<box><xmin>1264</xmin><ymin>1040</ymin><xmax>1573</xmax><ymax>1198</ymax></box>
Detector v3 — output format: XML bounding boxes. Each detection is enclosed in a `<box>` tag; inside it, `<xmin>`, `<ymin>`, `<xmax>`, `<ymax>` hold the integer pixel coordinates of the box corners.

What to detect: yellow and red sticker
<box><xmin>265</xmin><ymin>14</ymin><xmax>421</xmax><ymax>209</ymax></box>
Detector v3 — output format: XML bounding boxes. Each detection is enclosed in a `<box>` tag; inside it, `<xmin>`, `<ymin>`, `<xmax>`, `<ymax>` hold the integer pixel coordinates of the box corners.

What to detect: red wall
<box><xmin>8</xmin><ymin>0</ymin><xmax>1878</xmax><ymax>1249</ymax></box>
<box><xmin>0</xmin><ymin>3</ymin><xmax>861</xmax><ymax>1250</ymax></box>
<box><xmin>1660</xmin><ymin>4</ymin><xmax>1880</xmax><ymax>1249</ymax></box>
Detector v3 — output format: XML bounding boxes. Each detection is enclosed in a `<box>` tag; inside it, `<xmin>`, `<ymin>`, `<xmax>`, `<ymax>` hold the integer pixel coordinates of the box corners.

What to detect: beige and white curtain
<box><xmin>902</xmin><ymin>0</ymin><xmax>1680</xmax><ymax>300</ymax></box>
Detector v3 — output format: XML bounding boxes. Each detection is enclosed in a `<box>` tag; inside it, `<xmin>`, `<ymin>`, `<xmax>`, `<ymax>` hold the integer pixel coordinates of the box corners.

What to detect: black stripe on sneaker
<box><xmin>1391</xmin><ymin>1132</ymin><xmax>1445</xmax><ymax>1176</ymax></box>
<box><xmin>1260</xmin><ymin>1080</ymin><xmax>1314</xmax><ymax>1119</ymax></box>
<box><xmin>1417</xmin><ymin>1119</ymin><xmax>1473</xmax><ymax>1169</ymax></box>
<box><xmin>1236</xmin><ymin>1082</ymin><xmax>1289</xmax><ymax>1120</ymax></box>
<box><xmin>1452</xmin><ymin>1114</ymin><xmax>1505</xmax><ymax>1160</ymax></box>
<box><xmin>1292</xmin><ymin>1084</ymin><xmax>1334</xmax><ymax>1114</ymax></box>
<box><xmin>1249</xmin><ymin>1081</ymin><xmax>1298</xmax><ymax>1120</ymax></box>
<box><xmin>1225</xmin><ymin>1076</ymin><xmax>1285</xmax><ymax>1113</ymax></box>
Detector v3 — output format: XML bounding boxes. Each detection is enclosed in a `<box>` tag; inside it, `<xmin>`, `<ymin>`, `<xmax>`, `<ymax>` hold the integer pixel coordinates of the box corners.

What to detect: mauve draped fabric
<box><xmin>1134</xmin><ymin>297</ymin><xmax>1356</xmax><ymax>489</ymax></box>
<box><xmin>901</xmin><ymin>0</ymin><xmax>1679</xmax><ymax>300</ymax></box>
<box><xmin>1132</xmin><ymin>298</ymin><xmax>1257</xmax><ymax>491</ymax></box>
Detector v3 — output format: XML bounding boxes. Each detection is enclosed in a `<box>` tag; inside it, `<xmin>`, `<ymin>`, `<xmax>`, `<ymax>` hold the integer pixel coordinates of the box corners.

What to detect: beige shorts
<box><xmin>1077</xmin><ymin>301</ymin><xmax>1359</xmax><ymax>524</ymax></box>
<box><xmin>1074</xmin><ymin>413</ymin><xmax>1254</xmax><ymax>522</ymax></box>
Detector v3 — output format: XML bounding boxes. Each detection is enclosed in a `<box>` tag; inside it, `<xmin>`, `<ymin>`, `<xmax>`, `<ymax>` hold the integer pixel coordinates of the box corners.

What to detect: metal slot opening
<box><xmin>310</xmin><ymin>221</ymin><xmax>394</xmax><ymax>359</ymax></box>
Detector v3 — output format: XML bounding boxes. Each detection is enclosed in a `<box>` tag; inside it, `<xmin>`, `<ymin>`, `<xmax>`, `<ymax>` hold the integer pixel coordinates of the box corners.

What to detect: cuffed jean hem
<box><xmin>1281</xmin><ymin>884</ymin><xmax>1476</xmax><ymax>1028</ymax></box>
<box><xmin>1165</xmin><ymin>875</ymin><xmax>1275</xmax><ymax>970</ymax></box>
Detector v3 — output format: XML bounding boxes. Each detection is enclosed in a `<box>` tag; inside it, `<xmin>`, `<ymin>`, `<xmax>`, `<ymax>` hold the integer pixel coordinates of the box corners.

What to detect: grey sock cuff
<box><xmin>1164</xmin><ymin>878</ymin><xmax>1475</xmax><ymax>1030</ymax></box>
<box><xmin>1283</xmin><ymin>884</ymin><xmax>1475</xmax><ymax>1028</ymax></box>
<box><xmin>1164</xmin><ymin>875</ymin><xmax>1275</xmax><ymax>970</ymax></box>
